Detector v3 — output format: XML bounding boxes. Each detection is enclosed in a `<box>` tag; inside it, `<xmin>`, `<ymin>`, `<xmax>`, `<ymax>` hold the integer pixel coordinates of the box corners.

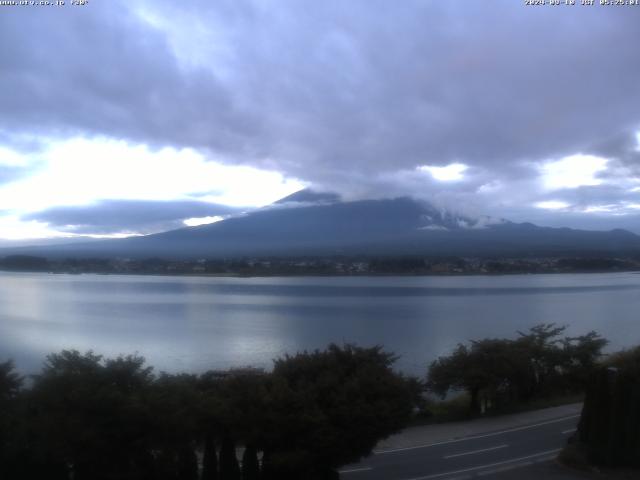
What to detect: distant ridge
<box><xmin>2</xmin><ymin>190</ymin><xmax>640</xmax><ymax>259</ymax></box>
<box><xmin>275</xmin><ymin>189</ymin><xmax>340</xmax><ymax>204</ymax></box>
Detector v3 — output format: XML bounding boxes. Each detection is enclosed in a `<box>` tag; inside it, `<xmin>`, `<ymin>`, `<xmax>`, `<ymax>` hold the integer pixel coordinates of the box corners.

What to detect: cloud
<box><xmin>0</xmin><ymin>146</ymin><xmax>36</xmax><ymax>184</ymax></box>
<box><xmin>0</xmin><ymin>1</ymin><xmax>639</xmax><ymax>236</ymax></box>
<box><xmin>539</xmin><ymin>155</ymin><xmax>608</xmax><ymax>191</ymax></box>
<box><xmin>23</xmin><ymin>200</ymin><xmax>240</xmax><ymax>235</ymax></box>
<box><xmin>2</xmin><ymin>3</ymin><xmax>639</xmax><ymax>173</ymax></box>
<box><xmin>0</xmin><ymin>165</ymin><xmax>27</xmax><ymax>185</ymax></box>
<box><xmin>535</xmin><ymin>201</ymin><xmax>571</xmax><ymax>211</ymax></box>
<box><xmin>183</xmin><ymin>216</ymin><xmax>225</xmax><ymax>227</ymax></box>
<box><xmin>418</xmin><ymin>164</ymin><xmax>468</xmax><ymax>182</ymax></box>
<box><xmin>0</xmin><ymin>138</ymin><xmax>303</xmax><ymax>212</ymax></box>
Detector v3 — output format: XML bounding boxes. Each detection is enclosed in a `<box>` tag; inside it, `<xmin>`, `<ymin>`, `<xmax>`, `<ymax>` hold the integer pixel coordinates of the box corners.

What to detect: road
<box><xmin>339</xmin><ymin>412</ymin><xmax>580</xmax><ymax>480</ymax></box>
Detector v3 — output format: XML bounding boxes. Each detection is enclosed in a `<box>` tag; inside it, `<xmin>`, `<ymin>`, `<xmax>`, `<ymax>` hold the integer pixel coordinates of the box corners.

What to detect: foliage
<box><xmin>29</xmin><ymin>351</ymin><xmax>156</xmax><ymax>480</ymax></box>
<box><xmin>578</xmin><ymin>346</ymin><xmax>640</xmax><ymax>468</ymax></box>
<box><xmin>0</xmin><ymin>344</ymin><xmax>419</xmax><ymax>479</ymax></box>
<box><xmin>219</xmin><ymin>435</ymin><xmax>241</xmax><ymax>480</ymax></box>
<box><xmin>0</xmin><ymin>361</ymin><xmax>25</xmax><ymax>478</ymax></box>
<box><xmin>241</xmin><ymin>446</ymin><xmax>260</xmax><ymax>480</ymax></box>
<box><xmin>0</xmin><ymin>360</ymin><xmax>23</xmax><ymax>400</ymax></box>
<box><xmin>427</xmin><ymin>324</ymin><xmax>607</xmax><ymax>414</ymax></box>
<box><xmin>262</xmin><ymin>344</ymin><xmax>420</xmax><ymax>478</ymax></box>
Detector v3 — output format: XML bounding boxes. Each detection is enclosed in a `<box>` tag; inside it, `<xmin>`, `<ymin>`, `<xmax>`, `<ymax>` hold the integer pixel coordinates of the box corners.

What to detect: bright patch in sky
<box><xmin>418</xmin><ymin>163</ymin><xmax>468</xmax><ymax>182</ymax></box>
<box><xmin>535</xmin><ymin>200</ymin><xmax>570</xmax><ymax>210</ymax></box>
<box><xmin>0</xmin><ymin>215</ymin><xmax>64</xmax><ymax>240</ymax></box>
<box><xmin>0</xmin><ymin>146</ymin><xmax>29</xmax><ymax>167</ymax></box>
<box><xmin>583</xmin><ymin>205</ymin><xmax>617</xmax><ymax>213</ymax></box>
<box><xmin>540</xmin><ymin>154</ymin><xmax>608</xmax><ymax>190</ymax></box>
<box><xmin>183</xmin><ymin>216</ymin><xmax>224</xmax><ymax>227</ymax></box>
<box><xmin>0</xmin><ymin>137</ymin><xmax>304</xmax><ymax>240</ymax></box>
<box><xmin>477</xmin><ymin>181</ymin><xmax>502</xmax><ymax>194</ymax></box>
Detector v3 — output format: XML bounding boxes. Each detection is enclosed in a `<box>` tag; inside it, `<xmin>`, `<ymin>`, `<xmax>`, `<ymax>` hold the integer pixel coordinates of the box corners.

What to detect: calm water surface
<box><xmin>1</xmin><ymin>271</ymin><xmax>639</xmax><ymax>375</ymax></box>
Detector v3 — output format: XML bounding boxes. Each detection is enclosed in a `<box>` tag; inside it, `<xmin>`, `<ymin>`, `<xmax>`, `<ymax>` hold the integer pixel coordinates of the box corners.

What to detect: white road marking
<box><xmin>561</xmin><ymin>428</ymin><xmax>577</xmax><ymax>434</ymax></box>
<box><xmin>443</xmin><ymin>444</ymin><xmax>508</xmax><ymax>459</ymax></box>
<box><xmin>339</xmin><ymin>466</ymin><xmax>373</xmax><ymax>474</ymax></box>
<box><xmin>402</xmin><ymin>449</ymin><xmax>562</xmax><ymax>480</ymax></box>
<box><xmin>375</xmin><ymin>415</ymin><xmax>580</xmax><ymax>454</ymax></box>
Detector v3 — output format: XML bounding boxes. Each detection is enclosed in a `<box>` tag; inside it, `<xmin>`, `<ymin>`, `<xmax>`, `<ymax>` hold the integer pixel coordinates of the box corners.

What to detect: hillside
<box><xmin>3</xmin><ymin>193</ymin><xmax>640</xmax><ymax>259</ymax></box>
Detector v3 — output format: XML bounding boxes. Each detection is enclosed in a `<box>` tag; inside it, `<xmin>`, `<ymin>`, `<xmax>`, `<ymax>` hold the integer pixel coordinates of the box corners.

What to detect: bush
<box><xmin>0</xmin><ymin>344</ymin><xmax>420</xmax><ymax>479</ymax></box>
<box><xmin>577</xmin><ymin>346</ymin><xmax>640</xmax><ymax>468</ymax></box>
<box><xmin>427</xmin><ymin>324</ymin><xmax>607</xmax><ymax>415</ymax></box>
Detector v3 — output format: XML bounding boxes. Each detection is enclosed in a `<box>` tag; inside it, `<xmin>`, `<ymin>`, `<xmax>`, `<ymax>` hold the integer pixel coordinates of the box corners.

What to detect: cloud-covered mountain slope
<box><xmin>5</xmin><ymin>192</ymin><xmax>640</xmax><ymax>259</ymax></box>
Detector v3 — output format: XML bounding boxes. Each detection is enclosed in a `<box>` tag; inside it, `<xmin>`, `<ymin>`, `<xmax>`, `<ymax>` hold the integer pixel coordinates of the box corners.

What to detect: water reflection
<box><xmin>1</xmin><ymin>271</ymin><xmax>639</xmax><ymax>375</ymax></box>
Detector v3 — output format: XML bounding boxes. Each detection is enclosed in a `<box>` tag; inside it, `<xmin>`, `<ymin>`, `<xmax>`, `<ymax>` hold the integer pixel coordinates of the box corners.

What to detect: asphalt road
<box><xmin>339</xmin><ymin>413</ymin><xmax>580</xmax><ymax>480</ymax></box>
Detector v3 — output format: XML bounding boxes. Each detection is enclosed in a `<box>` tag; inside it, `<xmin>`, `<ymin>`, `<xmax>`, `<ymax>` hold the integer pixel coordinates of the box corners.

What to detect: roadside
<box><xmin>411</xmin><ymin>393</ymin><xmax>584</xmax><ymax>427</ymax></box>
<box><xmin>375</xmin><ymin>403</ymin><xmax>583</xmax><ymax>453</ymax></box>
<box><xmin>342</xmin><ymin>403</ymin><xmax>637</xmax><ymax>480</ymax></box>
<box><xmin>340</xmin><ymin>404</ymin><xmax>583</xmax><ymax>479</ymax></box>
<box><xmin>487</xmin><ymin>460</ymin><xmax>639</xmax><ymax>480</ymax></box>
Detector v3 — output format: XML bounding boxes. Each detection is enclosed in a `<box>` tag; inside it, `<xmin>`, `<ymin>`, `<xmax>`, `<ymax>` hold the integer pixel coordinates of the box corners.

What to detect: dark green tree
<box><xmin>219</xmin><ymin>435</ymin><xmax>241</xmax><ymax>480</ymax></box>
<box><xmin>200</xmin><ymin>369</ymin><xmax>268</xmax><ymax>480</ymax></box>
<box><xmin>241</xmin><ymin>445</ymin><xmax>260</xmax><ymax>480</ymax></box>
<box><xmin>0</xmin><ymin>360</ymin><xmax>26</xmax><ymax>479</ymax></box>
<box><xmin>202</xmin><ymin>434</ymin><xmax>219</xmax><ymax>480</ymax></box>
<box><xmin>177</xmin><ymin>444</ymin><xmax>199</xmax><ymax>480</ymax></box>
<box><xmin>561</xmin><ymin>331</ymin><xmax>608</xmax><ymax>389</ymax></box>
<box><xmin>28</xmin><ymin>350</ymin><xmax>155</xmax><ymax>480</ymax></box>
<box><xmin>0</xmin><ymin>360</ymin><xmax>22</xmax><ymax>400</ymax></box>
<box><xmin>146</xmin><ymin>373</ymin><xmax>201</xmax><ymax>479</ymax></box>
<box><xmin>262</xmin><ymin>344</ymin><xmax>420</xmax><ymax>478</ymax></box>
<box><xmin>578</xmin><ymin>346</ymin><xmax>640</xmax><ymax>467</ymax></box>
<box><xmin>515</xmin><ymin>323</ymin><xmax>567</xmax><ymax>398</ymax></box>
<box><xmin>428</xmin><ymin>325</ymin><xmax>608</xmax><ymax>415</ymax></box>
<box><xmin>427</xmin><ymin>339</ymin><xmax>527</xmax><ymax>413</ymax></box>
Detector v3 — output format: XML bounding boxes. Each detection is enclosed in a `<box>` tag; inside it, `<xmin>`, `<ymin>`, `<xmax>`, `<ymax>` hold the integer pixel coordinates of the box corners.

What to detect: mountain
<box><xmin>3</xmin><ymin>191</ymin><xmax>640</xmax><ymax>259</ymax></box>
<box><xmin>274</xmin><ymin>189</ymin><xmax>341</xmax><ymax>204</ymax></box>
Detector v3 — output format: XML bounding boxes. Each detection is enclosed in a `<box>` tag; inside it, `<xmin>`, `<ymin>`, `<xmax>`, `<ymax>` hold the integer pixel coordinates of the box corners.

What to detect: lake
<box><xmin>1</xmin><ymin>271</ymin><xmax>639</xmax><ymax>375</ymax></box>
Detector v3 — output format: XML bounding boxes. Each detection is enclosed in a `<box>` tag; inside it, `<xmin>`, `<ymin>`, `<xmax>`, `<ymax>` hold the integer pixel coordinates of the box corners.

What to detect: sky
<box><xmin>1</xmin><ymin>0</ymin><xmax>639</xmax><ymax>243</ymax></box>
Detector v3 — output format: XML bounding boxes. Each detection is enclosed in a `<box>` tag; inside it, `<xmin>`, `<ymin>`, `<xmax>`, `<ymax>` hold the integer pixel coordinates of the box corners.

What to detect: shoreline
<box><xmin>1</xmin><ymin>268</ymin><xmax>639</xmax><ymax>278</ymax></box>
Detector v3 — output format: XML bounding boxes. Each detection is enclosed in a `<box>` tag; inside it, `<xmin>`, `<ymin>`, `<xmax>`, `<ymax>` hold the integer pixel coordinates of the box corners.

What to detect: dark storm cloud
<box><xmin>0</xmin><ymin>1</ymin><xmax>261</xmax><ymax>160</ymax></box>
<box><xmin>590</xmin><ymin>131</ymin><xmax>640</xmax><ymax>178</ymax></box>
<box><xmin>1</xmin><ymin>0</ymin><xmax>639</xmax><ymax>229</ymax></box>
<box><xmin>23</xmin><ymin>200</ymin><xmax>239</xmax><ymax>235</ymax></box>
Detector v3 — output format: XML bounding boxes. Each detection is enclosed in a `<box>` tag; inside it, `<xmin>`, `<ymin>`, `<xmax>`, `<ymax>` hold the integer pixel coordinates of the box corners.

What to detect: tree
<box><xmin>198</xmin><ymin>368</ymin><xmax>267</xmax><ymax>480</ymax></box>
<box><xmin>146</xmin><ymin>373</ymin><xmax>201</xmax><ymax>480</ymax></box>
<box><xmin>0</xmin><ymin>360</ymin><xmax>26</xmax><ymax>479</ymax></box>
<box><xmin>515</xmin><ymin>324</ymin><xmax>568</xmax><ymax>398</ymax></box>
<box><xmin>28</xmin><ymin>350</ymin><xmax>156</xmax><ymax>480</ymax></box>
<box><xmin>427</xmin><ymin>339</ymin><xmax>526</xmax><ymax>413</ymax></box>
<box><xmin>241</xmin><ymin>445</ymin><xmax>260</xmax><ymax>480</ymax></box>
<box><xmin>427</xmin><ymin>325</ymin><xmax>608</xmax><ymax>414</ymax></box>
<box><xmin>262</xmin><ymin>344</ymin><xmax>420</xmax><ymax>478</ymax></box>
<box><xmin>177</xmin><ymin>444</ymin><xmax>199</xmax><ymax>480</ymax></box>
<box><xmin>219</xmin><ymin>435</ymin><xmax>241</xmax><ymax>480</ymax></box>
<box><xmin>578</xmin><ymin>346</ymin><xmax>640</xmax><ymax>467</ymax></box>
<box><xmin>202</xmin><ymin>433</ymin><xmax>219</xmax><ymax>480</ymax></box>
<box><xmin>0</xmin><ymin>360</ymin><xmax>22</xmax><ymax>400</ymax></box>
<box><xmin>1</xmin><ymin>345</ymin><xmax>420</xmax><ymax>479</ymax></box>
<box><xmin>561</xmin><ymin>331</ymin><xmax>608</xmax><ymax>390</ymax></box>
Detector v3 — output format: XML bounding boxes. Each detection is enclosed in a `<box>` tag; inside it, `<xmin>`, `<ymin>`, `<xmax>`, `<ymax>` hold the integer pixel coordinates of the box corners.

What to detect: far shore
<box><xmin>2</xmin><ymin>268</ymin><xmax>639</xmax><ymax>278</ymax></box>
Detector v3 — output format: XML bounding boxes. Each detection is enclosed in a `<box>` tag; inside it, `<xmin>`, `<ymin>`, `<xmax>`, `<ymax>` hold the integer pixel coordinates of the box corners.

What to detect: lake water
<box><xmin>1</xmin><ymin>271</ymin><xmax>639</xmax><ymax>375</ymax></box>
